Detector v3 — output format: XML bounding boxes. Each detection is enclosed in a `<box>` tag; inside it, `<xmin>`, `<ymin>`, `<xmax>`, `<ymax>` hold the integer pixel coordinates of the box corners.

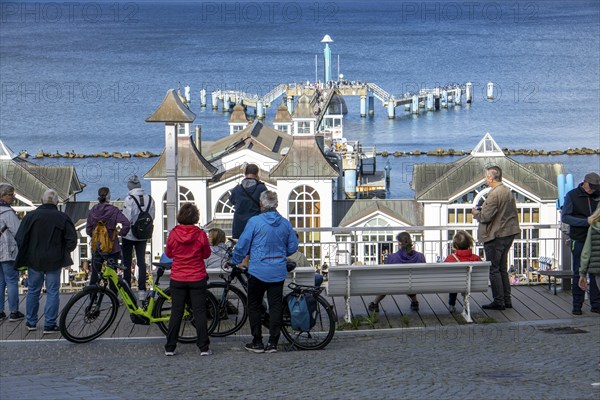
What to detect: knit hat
<box><xmin>585</xmin><ymin>172</ymin><xmax>600</xmax><ymax>190</ymax></box>
<box><xmin>127</xmin><ymin>175</ymin><xmax>141</xmax><ymax>190</ymax></box>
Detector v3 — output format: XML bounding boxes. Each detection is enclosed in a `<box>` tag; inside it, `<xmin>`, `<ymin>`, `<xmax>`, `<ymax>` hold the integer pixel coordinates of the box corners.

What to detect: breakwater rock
<box><xmin>378</xmin><ymin>147</ymin><xmax>600</xmax><ymax>157</ymax></box>
<box><xmin>31</xmin><ymin>150</ymin><xmax>159</xmax><ymax>159</ymax></box>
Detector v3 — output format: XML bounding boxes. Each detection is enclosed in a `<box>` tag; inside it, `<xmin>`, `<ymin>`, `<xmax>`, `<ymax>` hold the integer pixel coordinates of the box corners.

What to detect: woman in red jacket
<box><xmin>164</xmin><ymin>203</ymin><xmax>211</xmax><ymax>356</ymax></box>
<box><xmin>444</xmin><ymin>231</ymin><xmax>482</xmax><ymax>313</ymax></box>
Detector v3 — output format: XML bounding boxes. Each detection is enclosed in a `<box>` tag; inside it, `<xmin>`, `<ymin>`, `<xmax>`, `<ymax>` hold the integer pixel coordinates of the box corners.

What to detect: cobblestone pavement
<box><xmin>1</xmin><ymin>318</ymin><xmax>599</xmax><ymax>400</ymax></box>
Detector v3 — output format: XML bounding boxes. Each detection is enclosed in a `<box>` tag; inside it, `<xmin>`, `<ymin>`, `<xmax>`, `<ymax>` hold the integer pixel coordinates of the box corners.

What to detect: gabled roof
<box><xmin>269</xmin><ymin>136</ymin><xmax>338</xmax><ymax>179</ymax></box>
<box><xmin>202</xmin><ymin>120</ymin><xmax>292</xmax><ymax>162</ymax></box>
<box><xmin>413</xmin><ymin>155</ymin><xmax>563</xmax><ymax>201</ymax></box>
<box><xmin>144</xmin><ymin>136</ymin><xmax>217</xmax><ymax>179</ymax></box>
<box><xmin>332</xmin><ymin>199</ymin><xmax>422</xmax><ymax>227</ymax></box>
<box><xmin>0</xmin><ymin>141</ymin><xmax>85</xmax><ymax>203</ymax></box>
<box><xmin>209</xmin><ymin>167</ymin><xmax>277</xmax><ymax>187</ymax></box>
<box><xmin>471</xmin><ymin>133</ymin><xmax>504</xmax><ymax>157</ymax></box>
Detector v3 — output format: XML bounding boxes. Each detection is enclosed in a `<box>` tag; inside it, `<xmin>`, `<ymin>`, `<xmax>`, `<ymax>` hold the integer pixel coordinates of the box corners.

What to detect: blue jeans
<box><xmin>0</xmin><ymin>261</ymin><xmax>20</xmax><ymax>313</ymax></box>
<box><xmin>26</xmin><ymin>268</ymin><xmax>61</xmax><ymax>327</ymax></box>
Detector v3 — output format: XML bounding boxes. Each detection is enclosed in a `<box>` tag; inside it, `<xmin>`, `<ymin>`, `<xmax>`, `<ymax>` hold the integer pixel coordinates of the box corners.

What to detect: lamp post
<box><xmin>145</xmin><ymin>89</ymin><xmax>196</xmax><ymax>231</ymax></box>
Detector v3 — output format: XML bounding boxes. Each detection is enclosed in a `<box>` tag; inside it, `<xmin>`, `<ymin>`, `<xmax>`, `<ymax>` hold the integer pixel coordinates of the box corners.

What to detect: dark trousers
<box><xmin>448</xmin><ymin>293</ymin><xmax>458</xmax><ymax>306</ymax></box>
<box><xmin>89</xmin><ymin>252</ymin><xmax>119</xmax><ymax>293</ymax></box>
<box><xmin>121</xmin><ymin>238</ymin><xmax>148</xmax><ymax>291</ymax></box>
<box><xmin>165</xmin><ymin>279</ymin><xmax>210</xmax><ymax>352</ymax></box>
<box><xmin>484</xmin><ymin>234</ymin><xmax>516</xmax><ymax>307</ymax></box>
<box><xmin>247</xmin><ymin>275</ymin><xmax>284</xmax><ymax>346</ymax></box>
<box><xmin>572</xmin><ymin>240</ymin><xmax>600</xmax><ymax>310</ymax></box>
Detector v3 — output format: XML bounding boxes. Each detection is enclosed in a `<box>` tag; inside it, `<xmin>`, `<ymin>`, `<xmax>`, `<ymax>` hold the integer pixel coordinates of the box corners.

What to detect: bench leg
<box><xmin>461</xmin><ymin>292</ymin><xmax>474</xmax><ymax>323</ymax></box>
<box><xmin>344</xmin><ymin>296</ymin><xmax>352</xmax><ymax>323</ymax></box>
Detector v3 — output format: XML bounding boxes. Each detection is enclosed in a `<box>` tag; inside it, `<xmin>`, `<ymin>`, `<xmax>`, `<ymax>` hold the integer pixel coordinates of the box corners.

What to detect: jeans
<box><xmin>484</xmin><ymin>234</ymin><xmax>516</xmax><ymax>307</ymax></box>
<box><xmin>165</xmin><ymin>278</ymin><xmax>210</xmax><ymax>352</ymax></box>
<box><xmin>121</xmin><ymin>238</ymin><xmax>148</xmax><ymax>291</ymax></box>
<box><xmin>247</xmin><ymin>275</ymin><xmax>284</xmax><ymax>346</ymax></box>
<box><xmin>572</xmin><ymin>240</ymin><xmax>600</xmax><ymax>310</ymax></box>
<box><xmin>0</xmin><ymin>260</ymin><xmax>19</xmax><ymax>313</ymax></box>
<box><xmin>26</xmin><ymin>268</ymin><xmax>61</xmax><ymax>327</ymax></box>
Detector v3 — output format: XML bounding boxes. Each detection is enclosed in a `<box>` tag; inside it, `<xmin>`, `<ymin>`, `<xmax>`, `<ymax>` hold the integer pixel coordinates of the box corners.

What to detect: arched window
<box><xmin>288</xmin><ymin>185</ymin><xmax>320</xmax><ymax>265</ymax></box>
<box><xmin>162</xmin><ymin>186</ymin><xmax>195</xmax><ymax>248</ymax></box>
<box><xmin>215</xmin><ymin>190</ymin><xmax>234</xmax><ymax>217</ymax></box>
<box><xmin>361</xmin><ymin>217</ymin><xmax>394</xmax><ymax>265</ymax></box>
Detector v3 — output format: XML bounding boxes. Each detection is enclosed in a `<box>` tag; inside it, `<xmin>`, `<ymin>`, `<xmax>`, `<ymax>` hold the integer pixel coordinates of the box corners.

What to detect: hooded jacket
<box><xmin>230</xmin><ymin>178</ymin><xmax>267</xmax><ymax>239</ymax></box>
<box><xmin>386</xmin><ymin>247</ymin><xmax>426</xmax><ymax>264</ymax></box>
<box><xmin>0</xmin><ymin>201</ymin><xmax>20</xmax><ymax>262</ymax></box>
<box><xmin>205</xmin><ymin>243</ymin><xmax>230</xmax><ymax>270</ymax></box>
<box><xmin>122</xmin><ymin>188</ymin><xmax>155</xmax><ymax>241</ymax></box>
<box><xmin>231</xmin><ymin>210</ymin><xmax>298</xmax><ymax>282</ymax></box>
<box><xmin>443</xmin><ymin>248</ymin><xmax>482</xmax><ymax>263</ymax></box>
<box><xmin>86</xmin><ymin>203</ymin><xmax>130</xmax><ymax>255</ymax></box>
<box><xmin>165</xmin><ymin>225</ymin><xmax>211</xmax><ymax>282</ymax></box>
<box><xmin>14</xmin><ymin>204</ymin><xmax>77</xmax><ymax>272</ymax></box>
<box><xmin>580</xmin><ymin>221</ymin><xmax>600</xmax><ymax>276</ymax></box>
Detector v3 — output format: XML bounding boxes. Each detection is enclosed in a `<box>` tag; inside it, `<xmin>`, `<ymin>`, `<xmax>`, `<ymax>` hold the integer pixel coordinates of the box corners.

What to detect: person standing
<box><xmin>563</xmin><ymin>172</ymin><xmax>600</xmax><ymax>314</ymax></box>
<box><xmin>0</xmin><ymin>183</ymin><xmax>23</xmax><ymax>322</ymax></box>
<box><xmin>472</xmin><ymin>166</ymin><xmax>521</xmax><ymax>311</ymax></box>
<box><xmin>164</xmin><ymin>203</ymin><xmax>212</xmax><ymax>356</ymax></box>
<box><xmin>231</xmin><ymin>191</ymin><xmax>298</xmax><ymax>353</ymax></box>
<box><xmin>444</xmin><ymin>231</ymin><xmax>482</xmax><ymax>313</ymax></box>
<box><xmin>229</xmin><ymin>163</ymin><xmax>267</xmax><ymax>239</ymax></box>
<box><xmin>14</xmin><ymin>189</ymin><xmax>77</xmax><ymax>332</ymax></box>
<box><xmin>368</xmin><ymin>232</ymin><xmax>425</xmax><ymax>313</ymax></box>
<box><xmin>122</xmin><ymin>175</ymin><xmax>155</xmax><ymax>300</ymax></box>
<box><xmin>86</xmin><ymin>187</ymin><xmax>130</xmax><ymax>287</ymax></box>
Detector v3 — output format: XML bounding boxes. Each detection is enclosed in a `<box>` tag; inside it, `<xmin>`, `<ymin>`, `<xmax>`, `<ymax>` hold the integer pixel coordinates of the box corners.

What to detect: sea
<box><xmin>0</xmin><ymin>0</ymin><xmax>598</xmax><ymax>201</ymax></box>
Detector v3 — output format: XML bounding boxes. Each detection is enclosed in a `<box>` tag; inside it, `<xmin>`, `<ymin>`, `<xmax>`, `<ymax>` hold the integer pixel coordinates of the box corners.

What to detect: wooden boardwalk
<box><xmin>0</xmin><ymin>284</ymin><xmax>593</xmax><ymax>342</ymax></box>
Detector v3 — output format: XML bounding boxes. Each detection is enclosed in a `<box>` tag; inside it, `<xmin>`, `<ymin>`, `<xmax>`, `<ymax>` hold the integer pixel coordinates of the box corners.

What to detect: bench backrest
<box><xmin>326</xmin><ymin>262</ymin><xmax>490</xmax><ymax>297</ymax></box>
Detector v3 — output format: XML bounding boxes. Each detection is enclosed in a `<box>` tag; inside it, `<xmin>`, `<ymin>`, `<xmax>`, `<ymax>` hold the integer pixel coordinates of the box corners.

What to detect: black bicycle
<box><xmin>208</xmin><ymin>260</ymin><xmax>336</xmax><ymax>350</ymax></box>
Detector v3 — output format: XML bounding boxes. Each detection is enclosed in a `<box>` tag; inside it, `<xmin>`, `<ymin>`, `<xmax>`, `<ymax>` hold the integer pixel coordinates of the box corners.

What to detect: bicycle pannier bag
<box><xmin>287</xmin><ymin>292</ymin><xmax>318</xmax><ymax>331</ymax></box>
<box><xmin>130</xmin><ymin>196</ymin><xmax>153</xmax><ymax>240</ymax></box>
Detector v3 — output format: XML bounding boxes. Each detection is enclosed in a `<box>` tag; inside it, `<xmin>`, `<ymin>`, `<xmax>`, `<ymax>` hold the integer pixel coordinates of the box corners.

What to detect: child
<box><xmin>444</xmin><ymin>231</ymin><xmax>482</xmax><ymax>313</ymax></box>
<box><xmin>164</xmin><ymin>203</ymin><xmax>212</xmax><ymax>356</ymax></box>
<box><xmin>205</xmin><ymin>228</ymin><xmax>229</xmax><ymax>270</ymax></box>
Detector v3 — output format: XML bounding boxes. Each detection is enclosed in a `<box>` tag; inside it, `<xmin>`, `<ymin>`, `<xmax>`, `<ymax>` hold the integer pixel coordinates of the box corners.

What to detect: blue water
<box><xmin>1</xmin><ymin>0</ymin><xmax>599</xmax><ymax>200</ymax></box>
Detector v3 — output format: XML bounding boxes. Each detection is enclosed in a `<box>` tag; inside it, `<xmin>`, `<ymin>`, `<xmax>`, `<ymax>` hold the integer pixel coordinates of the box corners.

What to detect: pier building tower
<box><xmin>292</xmin><ymin>95</ymin><xmax>317</xmax><ymax>136</ymax></box>
<box><xmin>228</xmin><ymin>104</ymin><xmax>249</xmax><ymax>135</ymax></box>
<box><xmin>321</xmin><ymin>34</ymin><xmax>333</xmax><ymax>83</ymax></box>
<box><xmin>273</xmin><ymin>103</ymin><xmax>293</xmax><ymax>135</ymax></box>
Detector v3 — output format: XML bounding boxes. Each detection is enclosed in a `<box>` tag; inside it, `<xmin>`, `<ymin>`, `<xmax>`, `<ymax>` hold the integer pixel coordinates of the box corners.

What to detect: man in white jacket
<box><xmin>122</xmin><ymin>176</ymin><xmax>155</xmax><ymax>300</ymax></box>
<box><xmin>0</xmin><ymin>183</ymin><xmax>23</xmax><ymax>321</ymax></box>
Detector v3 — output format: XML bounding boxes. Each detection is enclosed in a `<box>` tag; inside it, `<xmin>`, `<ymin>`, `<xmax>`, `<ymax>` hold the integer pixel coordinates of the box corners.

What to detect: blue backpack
<box><xmin>288</xmin><ymin>292</ymin><xmax>318</xmax><ymax>331</ymax></box>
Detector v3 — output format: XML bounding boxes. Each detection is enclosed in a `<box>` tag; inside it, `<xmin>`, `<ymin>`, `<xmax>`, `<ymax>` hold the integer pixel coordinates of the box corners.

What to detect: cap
<box><xmin>127</xmin><ymin>175</ymin><xmax>141</xmax><ymax>190</ymax></box>
<box><xmin>584</xmin><ymin>172</ymin><xmax>600</xmax><ymax>190</ymax></box>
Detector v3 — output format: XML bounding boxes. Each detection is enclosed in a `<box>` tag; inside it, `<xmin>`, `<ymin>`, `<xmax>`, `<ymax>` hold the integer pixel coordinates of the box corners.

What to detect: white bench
<box><xmin>326</xmin><ymin>262</ymin><xmax>491</xmax><ymax>323</ymax></box>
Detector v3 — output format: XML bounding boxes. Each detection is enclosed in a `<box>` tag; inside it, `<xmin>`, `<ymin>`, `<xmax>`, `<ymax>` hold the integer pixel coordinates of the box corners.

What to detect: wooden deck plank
<box><xmin>420</xmin><ymin>293</ymin><xmax>462</xmax><ymax>326</ymax></box>
<box><xmin>510</xmin><ymin>285</ymin><xmax>572</xmax><ymax>319</ymax></box>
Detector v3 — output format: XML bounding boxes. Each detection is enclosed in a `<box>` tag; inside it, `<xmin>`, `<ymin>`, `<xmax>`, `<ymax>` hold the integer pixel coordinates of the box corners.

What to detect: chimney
<box><xmin>194</xmin><ymin>125</ymin><xmax>202</xmax><ymax>152</ymax></box>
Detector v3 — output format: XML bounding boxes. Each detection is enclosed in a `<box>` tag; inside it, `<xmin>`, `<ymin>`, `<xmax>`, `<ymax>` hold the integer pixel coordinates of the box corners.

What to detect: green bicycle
<box><xmin>59</xmin><ymin>261</ymin><xmax>219</xmax><ymax>343</ymax></box>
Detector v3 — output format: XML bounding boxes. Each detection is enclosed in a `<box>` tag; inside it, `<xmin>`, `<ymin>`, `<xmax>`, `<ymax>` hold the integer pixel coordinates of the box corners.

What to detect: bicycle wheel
<box><xmin>154</xmin><ymin>287</ymin><xmax>219</xmax><ymax>343</ymax></box>
<box><xmin>281</xmin><ymin>293</ymin><xmax>336</xmax><ymax>350</ymax></box>
<box><xmin>59</xmin><ymin>286</ymin><xmax>119</xmax><ymax>343</ymax></box>
<box><xmin>207</xmin><ymin>282</ymin><xmax>248</xmax><ymax>337</ymax></box>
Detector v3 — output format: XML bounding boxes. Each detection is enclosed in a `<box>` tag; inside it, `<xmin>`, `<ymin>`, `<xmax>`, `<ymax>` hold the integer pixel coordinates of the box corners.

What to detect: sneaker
<box><xmin>165</xmin><ymin>350</ymin><xmax>176</xmax><ymax>356</ymax></box>
<box><xmin>590</xmin><ymin>308</ymin><xmax>600</xmax><ymax>314</ymax></box>
<box><xmin>368</xmin><ymin>302</ymin><xmax>379</xmax><ymax>313</ymax></box>
<box><xmin>410</xmin><ymin>301</ymin><xmax>420</xmax><ymax>311</ymax></box>
<box><xmin>572</xmin><ymin>308</ymin><xmax>583</xmax><ymax>316</ymax></box>
<box><xmin>200</xmin><ymin>349</ymin><xmax>213</xmax><ymax>356</ymax></box>
<box><xmin>43</xmin><ymin>325</ymin><xmax>60</xmax><ymax>334</ymax></box>
<box><xmin>25</xmin><ymin>322</ymin><xmax>37</xmax><ymax>331</ymax></box>
<box><xmin>244</xmin><ymin>342</ymin><xmax>265</xmax><ymax>353</ymax></box>
<box><xmin>0</xmin><ymin>311</ymin><xmax>6</xmax><ymax>321</ymax></box>
<box><xmin>9</xmin><ymin>311</ymin><xmax>24</xmax><ymax>321</ymax></box>
<box><xmin>449</xmin><ymin>305</ymin><xmax>457</xmax><ymax>313</ymax></box>
<box><xmin>482</xmin><ymin>303</ymin><xmax>505</xmax><ymax>311</ymax></box>
<box><xmin>505</xmin><ymin>303</ymin><xmax>513</xmax><ymax>309</ymax></box>
<box><xmin>264</xmin><ymin>343</ymin><xmax>277</xmax><ymax>353</ymax></box>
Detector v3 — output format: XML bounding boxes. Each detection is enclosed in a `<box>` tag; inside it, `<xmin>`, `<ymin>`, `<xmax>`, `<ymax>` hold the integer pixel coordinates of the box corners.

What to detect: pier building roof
<box><xmin>202</xmin><ymin>120</ymin><xmax>292</xmax><ymax>162</ymax></box>
<box><xmin>0</xmin><ymin>140</ymin><xmax>85</xmax><ymax>203</ymax></box>
<box><xmin>292</xmin><ymin>95</ymin><xmax>315</xmax><ymax>119</ymax></box>
<box><xmin>273</xmin><ymin>103</ymin><xmax>293</xmax><ymax>123</ymax></box>
<box><xmin>269</xmin><ymin>136</ymin><xmax>339</xmax><ymax>179</ymax></box>
<box><xmin>333</xmin><ymin>199</ymin><xmax>422</xmax><ymax>227</ymax></box>
<box><xmin>413</xmin><ymin>155</ymin><xmax>563</xmax><ymax>201</ymax></box>
<box><xmin>145</xmin><ymin>89</ymin><xmax>195</xmax><ymax>123</ymax></box>
<box><xmin>144</xmin><ymin>135</ymin><xmax>217</xmax><ymax>179</ymax></box>
<box><xmin>208</xmin><ymin>167</ymin><xmax>277</xmax><ymax>187</ymax></box>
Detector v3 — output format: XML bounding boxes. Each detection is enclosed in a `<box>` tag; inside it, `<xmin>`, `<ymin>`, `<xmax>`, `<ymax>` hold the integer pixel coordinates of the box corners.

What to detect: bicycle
<box><xmin>59</xmin><ymin>260</ymin><xmax>219</xmax><ymax>344</ymax></box>
<box><xmin>208</xmin><ymin>259</ymin><xmax>336</xmax><ymax>350</ymax></box>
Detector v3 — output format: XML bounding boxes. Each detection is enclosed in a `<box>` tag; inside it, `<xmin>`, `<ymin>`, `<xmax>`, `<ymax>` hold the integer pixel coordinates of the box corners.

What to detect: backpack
<box><xmin>287</xmin><ymin>292</ymin><xmax>318</xmax><ymax>331</ymax></box>
<box><xmin>130</xmin><ymin>195</ymin><xmax>154</xmax><ymax>240</ymax></box>
<box><xmin>91</xmin><ymin>220</ymin><xmax>117</xmax><ymax>254</ymax></box>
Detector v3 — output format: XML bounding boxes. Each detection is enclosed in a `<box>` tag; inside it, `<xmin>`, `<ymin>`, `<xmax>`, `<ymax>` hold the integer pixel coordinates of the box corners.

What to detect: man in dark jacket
<box><xmin>15</xmin><ymin>189</ymin><xmax>77</xmax><ymax>333</ymax></box>
<box><xmin>562</xmin><ymin>172</ymin><xmax>600</xmax><ymax>315</ymax></box>
<box><xmin>229</xmin><ymin>164</ymin><xmax>267</xmax><ymax>239</ymax></box>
